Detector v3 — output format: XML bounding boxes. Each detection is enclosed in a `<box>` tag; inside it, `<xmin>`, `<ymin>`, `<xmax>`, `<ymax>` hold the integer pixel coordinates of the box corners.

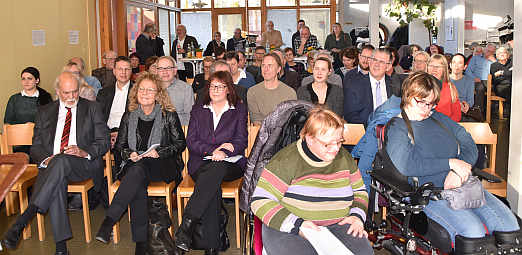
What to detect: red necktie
<box><xmin>60</xmin><ymin>107</ymin><xmax>72</xmax><ymax>152</ymax></box>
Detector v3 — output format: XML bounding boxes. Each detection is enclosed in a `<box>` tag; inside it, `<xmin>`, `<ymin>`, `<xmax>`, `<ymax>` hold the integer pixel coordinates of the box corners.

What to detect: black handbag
<box><xmin>147</xmin><ymin>198</ymin><xmax>177</xmax><ymax>255</ymax></box>
<box><xmin>191</xmin><ymin>202</ymin><xmax>230</xmax><ymax>251</ymax></box>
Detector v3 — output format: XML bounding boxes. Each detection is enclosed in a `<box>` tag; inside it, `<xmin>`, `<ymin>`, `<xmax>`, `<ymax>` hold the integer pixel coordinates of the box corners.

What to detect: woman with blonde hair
<box><xmin>63</xmin><ymin>62</ymin><xmax>97</xmax><ymax>101</ymax></box>
<box><xmin>427</xmin><ymin>54</ymin><xmax>461</xmax><ymax>122</ymax></box>
<box><xmin>96</xmin><ymin>72</ymin><xmax>186</xmax><ymax>255</ymax></box>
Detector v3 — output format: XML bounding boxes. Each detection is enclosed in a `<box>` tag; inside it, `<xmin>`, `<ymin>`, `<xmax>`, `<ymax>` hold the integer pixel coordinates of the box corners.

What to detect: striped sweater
<box><xmin>251</xmin><ymin>139</ymin><xmax>368</xmax><ymax>233</ymax></box>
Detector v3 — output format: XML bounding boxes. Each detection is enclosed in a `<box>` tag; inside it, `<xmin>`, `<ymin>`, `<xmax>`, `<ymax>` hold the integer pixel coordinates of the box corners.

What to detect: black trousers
<box><xmin>474</xmin><ymin>81</ymin><xmax>486</xmax><ymax>112</ymax></box>
<box><xmin>106</xmin><ymin>158</ymin><xmax>169</xmax><ymax>242</ymax></box>
<box><xmin>184</xmin><ymin>161</ymin><xmax>243</xmax><ymax>249</ymax></box>
<box><xmin>30</xmin><ymin>154</ymin><xmax>95</xmax><ymax>242</ymax></box>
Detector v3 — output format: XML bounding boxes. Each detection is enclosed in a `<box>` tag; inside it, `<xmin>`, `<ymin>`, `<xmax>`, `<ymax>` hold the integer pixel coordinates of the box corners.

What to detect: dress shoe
<box><xmin>95</xmin><ymin>217</ymin><xmax>114</xmax><ymax>244</ymax></box>
<box><xmin>175</xmin><ymin>215</ymin><xmax>196</xmax><ymax>252</ymax></box>
<box><xmin>54</xmin><ymin>251</ymin><xmax>69</xmax><ymax>255</ymax></box>
<box><xmin>204</xmin><ymin>248</ymin><xmax>219</xmax><ymax>255</ymax></box>
<box><xmin>2</xmin><ymin>223</ymin><xmax>25</xmax><ymax>249</ymax></box>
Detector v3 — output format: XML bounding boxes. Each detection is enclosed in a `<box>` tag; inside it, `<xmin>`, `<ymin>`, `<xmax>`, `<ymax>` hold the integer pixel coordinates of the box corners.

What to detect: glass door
<box><xmin>127</xmin><ymin>4</ymin><xmax>155</xmax><ymax>55</ymax></box>
<box><xmin>214</xmin><ymin>10</ymin><xmax>246</xmax><ymax>45</ymax></box>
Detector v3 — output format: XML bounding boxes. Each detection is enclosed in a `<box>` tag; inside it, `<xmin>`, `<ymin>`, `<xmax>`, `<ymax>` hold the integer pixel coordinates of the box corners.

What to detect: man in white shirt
<box><xmin>2</xmin><ymin>71</ymin><xmax>109</xmax><ymax>255</ymax></box>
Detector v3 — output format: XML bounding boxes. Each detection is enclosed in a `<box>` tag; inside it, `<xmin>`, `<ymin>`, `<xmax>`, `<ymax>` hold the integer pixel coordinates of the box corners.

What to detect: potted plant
<box><xmin>195</xmin><ymin>46</ymin><xmax>203</xmax><ymax>58</ymax></box>
<box><xmin>385</xmin><ymin>0</ymin><xmax>438</xmax><ymax>42</ymax></box>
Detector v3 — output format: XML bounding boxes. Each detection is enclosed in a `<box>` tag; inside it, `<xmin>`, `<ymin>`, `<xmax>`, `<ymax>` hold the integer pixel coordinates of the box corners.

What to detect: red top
<box><xmin>435</xmin><ymin>81</ymin><xmax>461</xmax><ymax>122</ymax></box>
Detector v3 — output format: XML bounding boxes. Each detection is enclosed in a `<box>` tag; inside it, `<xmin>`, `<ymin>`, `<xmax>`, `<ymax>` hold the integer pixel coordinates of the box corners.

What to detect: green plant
<box><xmin>385</xmin><ymin>0</ymin><xmax>438</xmax><ymax>40</ymax></box>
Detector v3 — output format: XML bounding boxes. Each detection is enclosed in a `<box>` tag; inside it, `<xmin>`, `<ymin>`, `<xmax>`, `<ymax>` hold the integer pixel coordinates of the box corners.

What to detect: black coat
<box><xmin>96</xmin><ymin>82</ymin><xmax>134</xmax><ymax>125</ymax></box>
<box><xmin>204</xmin><ymin>40</ymin><xmax>225</xmax><ymax>56</ymax></box>
<box><xmin>136</xmin><ymin>34</ymin><xmax>155</xmax><ymax>64</ymax></box>
<box><xmin>115</xmin><ymin>110</ymin><xmax>186</xmax><ymax>184</ymax></box>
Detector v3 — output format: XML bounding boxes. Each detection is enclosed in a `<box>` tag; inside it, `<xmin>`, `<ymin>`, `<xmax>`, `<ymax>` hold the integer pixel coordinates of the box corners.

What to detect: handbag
<box><xmin>191</xmin><ymin>201</ymin><xmax>230</xmax><ymax>251</ymax></box>
<box><xmin>440</xmin><ymin>175</ymin><xmax>486</xmax><ymax>210</ymax></box>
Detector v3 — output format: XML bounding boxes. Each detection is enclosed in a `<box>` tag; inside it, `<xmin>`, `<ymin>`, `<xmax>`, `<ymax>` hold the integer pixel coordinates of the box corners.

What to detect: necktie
<box><xmin>375</xmin><ymin>81</ymin><xmax>383</xmax><ymax>108</ymax></box>
<box><xmin>60</xmin><ymin>107</ymin><xmax>72</xmax><ymax>152</ymax></box>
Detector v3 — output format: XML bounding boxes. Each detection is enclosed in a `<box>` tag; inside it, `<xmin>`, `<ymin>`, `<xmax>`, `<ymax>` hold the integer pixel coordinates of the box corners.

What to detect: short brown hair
<box><xmin>128</xmin><ymin>72</ymin><xmax>175</xmax><ymax>112</ymax></box>
<box><xmin>300</xmin><ymin>106</ymin><xmax>344</xmax><ymax>139</ymax></box>
<box><xmin>314</xmin><ymin>56</ymin><xmax>332</xmax><ymax>70</ymax></box>
<box><xmin>400</xmin><ymin>71</ymin><xmax>441</xmax><ymax>109</ymax></box>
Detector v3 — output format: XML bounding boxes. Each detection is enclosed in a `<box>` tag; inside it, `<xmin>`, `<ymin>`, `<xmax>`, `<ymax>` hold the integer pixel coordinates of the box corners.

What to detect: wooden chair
<box><xmin>486</xmin><ymin>74</ymin><xmax>506</xmax><ymax>123</ymax></box>
<box><xmin>459</xmin><ymin>122</ymin><xmax>506</xmax><ymax>197</ymax></box>
<box><xmin>342</xmin><ymin>123</ymin><xmax>366</xmax><ymax>146</ymax></box>
<box><xmin>1</xmin><ymin>123</ymin><xmax>39</xmax><ymax>240</ymax></box>
<box><xmin>176</xmin><ymin>124</ymin><xmax>260</xmax><ymax>249</ymax></box>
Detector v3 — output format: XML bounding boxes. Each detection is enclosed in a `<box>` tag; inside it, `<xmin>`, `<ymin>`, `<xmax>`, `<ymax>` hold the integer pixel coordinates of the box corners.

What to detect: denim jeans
<box><xmin>423</xmin><ymin>191</ymin><xmax>519</xmax><ymax>243</ymax></box>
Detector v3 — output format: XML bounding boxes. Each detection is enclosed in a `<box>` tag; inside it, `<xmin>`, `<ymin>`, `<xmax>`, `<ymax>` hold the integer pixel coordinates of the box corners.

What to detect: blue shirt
<box><xmin>451</xmin><ymin>75</ymin><xmax>475</xmax><ymax>107</ymax></box>
<box><xmin>84</xmin><ymin>75</ymin><xmax>102</xmax><ymax>95</ymax></box>
<box><xmin>465</xmin><ymin>55</ymin><xmax>493</xmax><ymax>81</ymax></box>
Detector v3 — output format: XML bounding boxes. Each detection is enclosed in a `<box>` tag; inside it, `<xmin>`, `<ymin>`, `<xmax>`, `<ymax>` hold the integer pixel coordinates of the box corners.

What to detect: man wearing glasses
<box><xmin>92</xmin><ymin>50</ymin><xmax>117</xmax><ymax>88</ymax></box>
<box><xmin>157</xmin><ymin>56</ymin><xmax>194</xmax><ymax>126</ymax></box>
<box><xmin>343</xmin><ymin>48</ymin><xmax>393</xmax><ymax>125</ymax></box>
<box><xmin>343</xmin><ymin>44</ymin><xmax>375</xmax><ymax>82</ymax></box>
<box><xmin>226</xmin><ymin>28</ymin><xmax>246</xmax><ymax>52</ymax></box>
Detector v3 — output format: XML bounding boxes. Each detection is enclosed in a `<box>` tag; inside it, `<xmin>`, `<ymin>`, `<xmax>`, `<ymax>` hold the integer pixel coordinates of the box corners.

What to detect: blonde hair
<box><xmin>428</xmin><ymin>54</ymin><xmax>458</xmax><ymax>103</ymax></box>
<box><xmin>401</xmin><ymin>71</ymin><xmax>441</xmax><ymax>109</ymax></box>
<box><xmin>127</xmin><ymin>72</ymin><xmax>175</xmax><ymax>112</ymax></box>
<box><xmin>300</xmin><ymin>106</ymin><xmax>345</xmax><ymax>139</ymax></box>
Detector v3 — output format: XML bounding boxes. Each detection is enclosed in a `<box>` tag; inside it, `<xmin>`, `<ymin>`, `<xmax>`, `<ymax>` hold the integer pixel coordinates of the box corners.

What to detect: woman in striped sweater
<box><xmin>251</xmin><ymin>107</ymin><xmax>373</xmax><ymax>254</ymax></box>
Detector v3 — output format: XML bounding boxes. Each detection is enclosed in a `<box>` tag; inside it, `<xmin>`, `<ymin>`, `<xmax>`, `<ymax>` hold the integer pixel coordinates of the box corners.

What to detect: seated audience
<box><xmin>297</xmin><ymin>57</ymin><xmax>343</xmax><ymax>116</ymax></box>
<box><xmin>204</xmin><ymin>31</ymin><xmax>226</xmax><ymax>57</ymax></box>
<box><xmin>412</xmin><ymin>50</ymin><xmax>430</xmax><ymax>72</ymax></box>
<box><xmin>63</xmin><ymin>62</ymin><xmax>96</xmax><ymax>101</ymax></box>
<box><xmin>130</xmin><ymin>53</ymin><xmax>141</xmax><ymax>81</ymax></box>
<box><xmin>251</xmin><ymin>107</ymin><xmax>372</xmax><ymax>255</ymax></box>
<box><xmin>247</xmin><ymin>52</ymin><xmax>297</xmax><ymax>125</ymax></box>
<box><xmin>385</xmin><ymin>71</ymin><xmax>519</xmax><ymax>246</ymax></box>
<box><xmin>225</xmin><ymin>51</ymin><xmax>256</xmax><ymax>89</ymax></box>
<box><xmin>145</xmin><ymin>56</ymin><xmax>159</xmax><ymax>74</ymax></box>
<box><xmin>95</xmin><ymin>72</ymin><xmax>185</xmax><ymax>255</ymax></box>
<box><xmin>214</xmin><ymin>46</ymin><xmax>226</xmax><ymax>60</ymax></box>
<box><xmin>335</xmin><ymin>47</ymin><xmax>358</xmax><ymax>80</ymax></box>
<box><xmin>344</xmin><ymin>44</ymin><xmax>374</xmax><ymax>81</ymax></box>
<box><xmin>302</xmin><ymin>51</ymin><xmax>342</xmax><ymax>87</ymax></box>
<box><xmin>93</xmin><ymin>50</ymin><xmax>117</xmax><ymax>88</ymax></box>
<box><xmin>157</xmin><ymin>56</ymin><xmax>194</xmax><ymax>126</ymax></box>
<box><xmin>449</xmin><ymin>53</ymin><xmax>475</xmax><ymax>116</ymax></box>
<box><xmin>237</xmin><ymin>50</ymin><xmax>247</xmax><ymax>70</ymax></box>
<box><xmin>192</xmin><ymin>56</ymin><xmax>214</xmax><ymax>93</ymax></box>
<box><xmin>324</xmin><ymin>23</ymin><xmax>352</xmax><ymax>69</ymax></box>
<box><xmin>399</xmin><ymin>44</ymin><xmax>421</xmax><ymax>71</ymax></box>
<box><xmin>302</xmin><ymin>50</ymin><xmax>317</xmax><ymax>78</ymax></box>
<box><xmin>294</xmin><ymin>26</ymin><xmax>319</xmax><ymax>56</ymax></box>
<box><xmin>343</xmin><ymin>48</ymin><xmax>393</xmax><ymax>125</ymax></box>
<box><xmin>428</xmin><ymin>54</ymin><xmax>461</xmax><ymax>122</ymax></box>
<box><xmin>465</xmin><ymin>44</ymin><xmax>494</xmax><ymax>112</ymax></box>
<box><xmin>70</xmin><ymin>57</ymin><xmax>102</xmax><ymax>94</ymax></box>
<box><xmin>2</xmin><ymin>71</ymin><xmax>109</xmax><ymax>255</ymax></box>
<box><xmin>226</xmin><ymin>28</ymin><xmax>247</xmax><ymax>52</ymax></box>
<box><xmin>272</xmin><ymin>49</ymin><xmax>300</xmax><ymax>91</ymax></box>
<box><xmin>426</xmin><ymin>43</ymin><xmax>444</xmax><ymax>55</ymax></box>
<box><xmin>195</xmin><ymin>60</ymin><xmax>247</xmax><ymax>106</ymax></box>
<box><xmin>384</xmin><ymin>47</ymin><xmax>406</xmax><ymax>96</ymax></box>
<box><xmin>284</xmin><ymin>47</ymin><xmax>306</xmax><ymax>80</ymax></box>
<box><xmin>292</xmin><ymin>20</ymin><xmax>306</xmax><ymax>51</ymax></box>
<box><xmin>490</xmin><ymin>46</ymin><xmax>512</xmax><ymax>102</ymax></box>
<box><xmin>175</xmin><ymin>71</ymin><xmax>247</xmax><ymax>255</ymax></box>
<box><xmin>388</xmin><ymin>47</ymin><xmax>404</xmax><ymax>74</ymax></box>
<box><xmin>246</xmin><ymin>46</ymin><xmax>266</xmax><ymax>83</ymax></box>
<box><xmin>260</xmin><ymin>20</ymin><xmax>283</xmax><ymax>49</ymax></box>
<box><xmin>4</xmin><ymin>67</ymin><xmax>53</xmax><ymax>125</ymax></box>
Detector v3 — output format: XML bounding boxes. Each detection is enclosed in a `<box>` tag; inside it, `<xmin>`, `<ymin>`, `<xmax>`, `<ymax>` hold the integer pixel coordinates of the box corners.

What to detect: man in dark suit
<box><xmin>171</xmin><ymin>24</ymin><xmax>198</xmax><ymax>82</ymax></box>
<box><xmin>226</xmin><ymin>28</ymin><xmax>246</xmax><ymax>52</ymax></box>
<box><xmin>343</xmin><ymin>44</ymin><xmax>375</xmax><ymax>82</ymax></box>
<box><xmin>2</xmin><ymin>72</ymin><xmax>110</xmax><ymax>255</ymax></box>
<box><xmin>343</xmin><ymin>48</ymin><xmax>393</xmax><ymax>126</ymax></box>
<box><xmin>136</xmin><ymin>23</ymin><xmax>164</xmax><ymax>65</ymax></box>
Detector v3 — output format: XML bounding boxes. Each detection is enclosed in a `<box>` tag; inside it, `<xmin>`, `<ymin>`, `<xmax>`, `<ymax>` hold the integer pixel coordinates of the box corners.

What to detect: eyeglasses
<box><xmin>313</xmin><ymin>137</ymin><xmax>344</xmax><ymax>149</ymax></box>
<box><xmin>413</xmin><ymin>97</ymin><xmax>436</xmax><ymax>109</ymax></box>
<box><xmin>371</xmin><ymin>58</ymin><xmax>391</xmax><ymax>65</ymax></box>
<box><xmin>209</xmin><ymin>83</ymin><xmax>227</xmax><ymax>92</ymax></box>
<box><xmin>359</xmin><ymin>55</ymin><xmax>372</xmax><ymax>60</ymax></box>
<box><xmin>104</xmin><ymin>57</ymin><xmax>116</xmax><ymax>60</ymax></box>
<box><xmin>157</xmin><ymin>66</ymin><xmax>175</xmax><ymax>72</ymax></box>
<box><xmin>138</xmin><ymin>87</ymin><xmax>158</xmax><ymax>94</ymax></box>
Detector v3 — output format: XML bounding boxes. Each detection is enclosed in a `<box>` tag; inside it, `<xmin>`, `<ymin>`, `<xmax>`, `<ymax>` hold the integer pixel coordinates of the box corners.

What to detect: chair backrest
<box><xmin>459</xmin><ymin>122</ymin><xmax>497</xmax><ymax>173</ymax></box>
<box><xmin>181</xmin><ymin>125</ymin><xmax>189</xmax><ymax>178</ymax></box>
<box><xmin>1</xmin><ymin>123</ymin><xmax>35</xmax><ymax>154</ymax></box>
<box><xmin>247</xmin><ymin>125</ymin><xmax>261</xmax><ymax>157</ymax></box>
<box><xmin>343</xmin><ymin>123</ymin><xmax>365</xmax><ymax>146</ymax></box>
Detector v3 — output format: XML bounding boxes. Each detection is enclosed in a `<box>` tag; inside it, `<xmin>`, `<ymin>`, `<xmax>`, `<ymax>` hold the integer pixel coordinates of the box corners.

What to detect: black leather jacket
<box><xmin>116</xmin><ymin>110</ymin><xmax>186</xmax><ymax>180</ymax></box>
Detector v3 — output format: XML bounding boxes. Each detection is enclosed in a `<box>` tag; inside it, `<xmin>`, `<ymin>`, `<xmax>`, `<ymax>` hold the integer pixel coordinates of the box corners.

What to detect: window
<box><xmin>158</xmin><ymin>8</ymin><xmax>171</xmax><ymax>55</ymax></box>
<box><xmin>266</xmin><ymin>0</ymin><xmax>295</xmax><ymax>7</ymax></box>
<box><xmin>300</xmin><ymin>0</ymin><xmax>330</xmax><ymax>6</ymax></box>
<box><xmin>181</xmin><ymin>0</ymin><xmax>210</xmax><ymax>9</ymax></box>
<box><xmin>266</xmin><ymin>9</ymin><xmax>297</xmax><ymax>48</ymax></box>
<box><xmin>181</xmin><ymin>11</ymin><xmax>212</xmax><ymax>49</ymax></box>
<box><xmin>215</xmin><ymin>0</ymin><xmax>245</xmax><ymax>8</ymax></box>
<box><xmin>170</xmin><ymin>11</ymin><xmax>178</xmax><ymax>51</ymax></box>
<box><xmin>300</xmin><ymin>8</ymin><xmax>330</xmax><ymax>47</ymax></box>
<box><xmin>127</xmin><ymin>6</ymin><xmax>142</xmax><ymax>54</ymax></box>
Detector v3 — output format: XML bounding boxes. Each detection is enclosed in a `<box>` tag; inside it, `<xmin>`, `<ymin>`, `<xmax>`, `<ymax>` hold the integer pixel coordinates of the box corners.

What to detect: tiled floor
<box><xmin>0</xmin><ymin>118</ymin><xmax>510</xmax><ymax>255</ymax></box>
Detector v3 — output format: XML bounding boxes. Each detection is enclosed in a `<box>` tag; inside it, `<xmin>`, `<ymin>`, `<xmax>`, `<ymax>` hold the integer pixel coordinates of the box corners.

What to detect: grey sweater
<box><xmin>166</xmin><ymin>79</ymin><xmax>194</xmax><ymax>126</ymax></box>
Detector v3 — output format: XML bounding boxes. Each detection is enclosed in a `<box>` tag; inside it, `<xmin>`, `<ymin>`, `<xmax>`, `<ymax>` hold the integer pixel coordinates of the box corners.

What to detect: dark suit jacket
<box><xmin>96</xmin><ymin>82</ymin><xmax>134</xmax><ymax>126</ymax></box>
<box><xmin>30</xmin><ymin>99</ymin><xmax>110</xmax><ymax>191</ymax></box>
<box><xmin>226</xmin><ymin>37</ymin><xmax>246</xmax><ymax>52</ymax></box>
<box><xmin>170</xmin><ymin>35</ymin><xmax>199</xmax><ymax>60</ymax></box>
<box><xmin>136</xmin><ymin>34</ymin><xmax>155</xmax><ymax>64</ymax></box>
<box><xmin>204</xmin><ymin>40</ymin><xmax>225</xmax><ymax>56</ymax></box>
<box><xmin>92</xmin><ymin>67</ymin><xmax>116</xmax><ymax>88</ymax></box>
<box><xmin>343</xmin><ymin>74</ymin><xmax>393</xmax><ymax>126</ymax></box>
<box><xmin>186</xmin><ymin>102</ymin><xmax>248</xmax><ymax>176</ymax></box>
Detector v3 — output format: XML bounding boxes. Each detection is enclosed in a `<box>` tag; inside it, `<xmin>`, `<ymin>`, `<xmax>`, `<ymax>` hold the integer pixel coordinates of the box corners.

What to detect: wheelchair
<box><xmin>365</xmin><ymin>125</ymin><xmax>522</xmax><ymax>255</ymax></box>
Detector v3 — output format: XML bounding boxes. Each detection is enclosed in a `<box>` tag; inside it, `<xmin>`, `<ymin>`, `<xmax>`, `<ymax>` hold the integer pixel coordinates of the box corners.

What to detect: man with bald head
<box><xmin>2</xmin><ymin>72</ymin><xmax>109</xmax><ymax>255</ymax></box>
<box><xmin>92</xmin><ymin>50</ymin><xmax>117</xmax><ymax>88</ymax></box>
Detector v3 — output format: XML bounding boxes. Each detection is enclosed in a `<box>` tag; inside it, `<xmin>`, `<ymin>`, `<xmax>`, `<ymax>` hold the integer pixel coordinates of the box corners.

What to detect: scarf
<box><xmin>128</xmin><ymin>104</ymin><xmax>163</xmax><ymax>152</ymax></box>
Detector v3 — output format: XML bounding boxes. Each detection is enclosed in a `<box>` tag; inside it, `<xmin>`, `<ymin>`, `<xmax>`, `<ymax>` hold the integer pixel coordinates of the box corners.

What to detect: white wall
<box><xmin>464</xmin><ymin>0</ymin><xmax>513</xmax><ymax>43</ymax></box>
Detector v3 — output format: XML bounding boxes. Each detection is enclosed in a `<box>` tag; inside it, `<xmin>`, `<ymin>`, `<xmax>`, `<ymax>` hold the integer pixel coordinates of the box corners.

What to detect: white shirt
<box><xmin>21</xmin><ymin>89</ymin><xmax>39</xmax><ymax>97</ymax></box>
<box><xmin>107</xmin><ymin>81</ymin><xmax>130</xmax><ymax>129</ymax></box>
<box><xmin>53</xmin><ymin>102</ymin><xmax>78</xmax><ymax>154</ymax></box>
<box><xmin>369</xmin><ymin>74</ymin><xmax>387</xmax><ymax>110</ymax></box>
<box><xmin>233</xmin><ymin>69</ymin><xmax>247</xmax><ymax>84</ymax></box>
<box><xmin>204</xmin><ymin>102</ymin><xmax>234</xmax><ymax>130</ymax></box>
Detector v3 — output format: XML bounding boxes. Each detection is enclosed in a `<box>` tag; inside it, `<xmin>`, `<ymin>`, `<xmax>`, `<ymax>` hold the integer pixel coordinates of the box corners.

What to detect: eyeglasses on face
<box><xmin>138</xmin><ymin>87</ymin><xmax>157</xmax><ymax>94</ymax></box>
<box><xmin>157</xmin><ymin>66</ymin><xmax>175</xmax><ymax>72</ymax></box>
<box><xmin>413</xmin><ymin>97</ymin><xmax>436</xmax><ymax>109</ymax></box>
<box><xmin>209</xmin><ymin>83</ymin><xmax>227</xmax><ymax>92</ymax></box>
<box><xmin>313</xmin><ymin>136</ymin><xmax>344</xmax><ymax>149</ymax></box>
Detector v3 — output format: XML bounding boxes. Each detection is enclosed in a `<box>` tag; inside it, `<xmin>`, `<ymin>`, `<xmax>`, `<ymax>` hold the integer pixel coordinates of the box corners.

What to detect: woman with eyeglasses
<box><xmin>251</xmin><ymin>107</ymin><xmax>372</xmax><ymax>255</ymax></box>
<box><xmin>385</xmin><ymin>71</ymin><xmax>519</xmax><ymax>252</ymax></box>
<box><xmin>96</xmin><ymin>72</ymin><xmax>186</xmax><ymax>255</ymax></box>
<box><xmin>297</xmin><ymin>57</ymin><xmax>343</xmax><ymax>117</ymax></box>
<box><xmin>427</xmin><ymin>54</ymin><xmax>461</xmax><ymax>122</ymax></box>
<box><xmin>175</xmin><ymin>71</ymin><xmax>247</xmax><ymax>255</ymax></box>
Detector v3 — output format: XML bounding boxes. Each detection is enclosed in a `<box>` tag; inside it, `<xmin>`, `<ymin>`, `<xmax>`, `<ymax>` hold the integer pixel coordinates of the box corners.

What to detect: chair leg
<box><xmin>166</xmin><ymin>193</ymin><xmax>173</xmax><ymax>236</ymax></box>
<box><xmin>498</xmin><ymin>101</ymin><xmax>505</xmax><ymax>120</ymax></box>
<box><xmin>128</xmin><ymin>206</ymin><xmax>131</xmax><ymax>222</ymax></box>
<box><xmin>18</xmin><ymin>190</ymin><xmax>31</xmax><ymax>240</ymax></box>
<box><xmin>112</xmin><ymin>222</ymin><xmax>121</xmax><ymax>244</ymax></box>
<box><xmin>5</xmin><ymin>192</ymin><xmax>16</xmax><ymax>216</ymax></box>
<box><xmin>176</xmin><ymin>192</ymin><xmax>183</xmax><ymax>226</ymax></box>
<box><xmin>37</xmin><ymin>213</ymin><xmax>45</xmax><ymax>241</ymax></box>
<box><xmin>81</xmin><ymin>191</ymin><xmax>92</xmax><ymax>243</ymax></box>
<box><xmin>486</xmin><ymin>98</ymin><xmax>492</xmax><ymax>123</ymax></box>
<box><xmin>235</xmin><ymin>194</ymin><xmax>241</xmax><ymax>248</ymax></box>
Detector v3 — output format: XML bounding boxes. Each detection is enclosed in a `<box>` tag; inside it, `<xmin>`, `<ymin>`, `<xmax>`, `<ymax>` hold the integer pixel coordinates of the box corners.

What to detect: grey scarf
<box><xmin>128</xmin><ymin>104</ymin><xmax>163</xmax><ymax>152</ymax></box>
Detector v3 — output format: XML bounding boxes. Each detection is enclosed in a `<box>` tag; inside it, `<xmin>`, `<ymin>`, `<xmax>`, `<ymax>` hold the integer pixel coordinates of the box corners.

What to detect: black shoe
<box><xmin>175</xmin><ymin>215</ymin><xmax>196</xmax><ymax>252</ymax></box>
<box><xmin>95</xmin><ymin>217</ymin><xmax>114</xmax><ymax>244</ymax></box>
<box><xmin>2</xmin><ymin>223</ymin><xmax>25</xmax><ymax>250</ymax></box>
<box><xmin>204</xmin><ymin>248</ymin><xmax>219</xmax><ymax>255</ymax></box>
<box><xmin>54</xmin><ymin>251</ymin><xmax>69</xmax><ymax>255</ymax></box>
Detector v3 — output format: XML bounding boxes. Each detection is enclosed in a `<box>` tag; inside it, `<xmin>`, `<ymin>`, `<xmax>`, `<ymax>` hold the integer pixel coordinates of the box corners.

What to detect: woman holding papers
<box><xmin>251</xmin><ymin>107</ymin><xmax>373</xmax><ymax>255</ymax></box>
<box><xmin>175</xmin><ymin>71</ymin><xmax>248</xmax><ymax>255</ymax></box>
<box><xmin>95</xmin><ymin>72</ymin><xmax>186</xmax><ymax>255</ymax></box>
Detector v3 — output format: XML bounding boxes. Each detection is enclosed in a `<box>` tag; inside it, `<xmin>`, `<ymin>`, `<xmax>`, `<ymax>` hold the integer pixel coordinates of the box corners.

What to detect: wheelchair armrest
<box><xmin>472</xmin><ymin>168</ymin><xmax>502</xmax><ymax>183</ymax></box>
<box><xmin>369</xmin><ymin>167</ymin><xmax>415</xmax><ymax>197</ymax></box>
